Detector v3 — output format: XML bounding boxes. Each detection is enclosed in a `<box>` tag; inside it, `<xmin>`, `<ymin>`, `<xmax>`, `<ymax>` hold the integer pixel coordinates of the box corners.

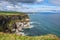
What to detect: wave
<box><xmin>28</xmin><ymin>21</ymin><xmax>40</xmax><ymax>28</ymax></box>
<box><xmin>20</xmin><ymin>21</ymin><xmax>41</xmax><ymax>36</ymax></box>
<box><xmin>30</xmin><ymin>21</ymin><xmax>40</xmax><ymax>25</ymax></box>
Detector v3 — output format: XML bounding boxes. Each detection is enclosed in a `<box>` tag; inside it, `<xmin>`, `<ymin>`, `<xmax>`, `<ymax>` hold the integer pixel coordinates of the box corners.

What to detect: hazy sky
<box><xmin>0</xmin><ymin>0</ymin><xmax>60</xmax><ymax>12</ymax></box>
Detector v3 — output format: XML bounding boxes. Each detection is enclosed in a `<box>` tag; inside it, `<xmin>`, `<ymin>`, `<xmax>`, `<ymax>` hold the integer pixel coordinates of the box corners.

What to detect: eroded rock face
<box><xmin>0</xmin><ymin>14</ymin><xmax>30</xmax><ymax>33</ymax></box>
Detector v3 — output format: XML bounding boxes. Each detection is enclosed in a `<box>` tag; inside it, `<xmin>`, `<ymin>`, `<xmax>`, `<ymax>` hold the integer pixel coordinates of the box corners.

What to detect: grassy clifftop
<box><xmin>0</xmin><ymin>12</ymin><xmax>26</xmax><ymax>15</ymax></box>
<box><xmin>0</xmin><ymin>32</ymin><xmax>60</xmax><ymax>40</ymax></box>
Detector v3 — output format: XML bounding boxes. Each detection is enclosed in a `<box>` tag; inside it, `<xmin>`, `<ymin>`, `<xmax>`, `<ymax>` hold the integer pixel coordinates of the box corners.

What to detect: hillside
<box><xmin>0</xmin><ymin>32</ymin><xmax>60</xmax><ymax>40</ymax></box>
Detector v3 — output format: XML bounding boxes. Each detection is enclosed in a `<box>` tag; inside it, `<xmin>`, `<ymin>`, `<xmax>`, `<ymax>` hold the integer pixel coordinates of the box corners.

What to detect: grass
<box><xmin>0</xmin><ymin>11</ymin><xmax>26</xmax><ymax>15</ymax></box>
<box><xmin>0</xmin><ymin>32</ymin><xmax>60</xmax><ymax>40</ymax></box>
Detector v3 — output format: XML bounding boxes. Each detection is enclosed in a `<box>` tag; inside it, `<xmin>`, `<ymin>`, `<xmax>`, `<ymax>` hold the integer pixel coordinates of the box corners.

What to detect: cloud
<box><xmin>36</xmin><ymin>0</ymin><xmax>43</xmax><ymax>3</ymax></box>
<box><xmin>0</xmin><ymin>1</ymin><xmax>60</xmax><ymax>12</ymax></box>
<box><xmin>50</xmin><ymin>0</ymin><xmax>60</xmax><ymax>6</ymax></box>
<box><xmin>0</xmin><ymin>0</ymin><xmax>43</xmax><ymax>3</ymax></box>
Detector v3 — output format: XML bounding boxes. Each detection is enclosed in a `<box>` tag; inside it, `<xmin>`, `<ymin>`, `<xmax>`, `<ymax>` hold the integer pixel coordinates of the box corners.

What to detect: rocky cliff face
<box><xmin>0</xmin><ymin>13</ymin><xmax>30</xmax><ymax>34</ymax></box>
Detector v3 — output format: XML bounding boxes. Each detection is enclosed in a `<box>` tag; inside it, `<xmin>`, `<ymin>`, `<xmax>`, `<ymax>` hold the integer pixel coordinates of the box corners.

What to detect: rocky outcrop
<box><xmin>0</xmin><ymin>13</ymin><xmax>30</xmax><ymax>34</ymax></box>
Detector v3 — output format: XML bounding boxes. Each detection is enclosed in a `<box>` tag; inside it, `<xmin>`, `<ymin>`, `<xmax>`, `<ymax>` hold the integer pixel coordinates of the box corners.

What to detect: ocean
<box><xmin>23</xmin><ymin>13</ymin><xmax>60</xmax><ymax>37</ymax></box>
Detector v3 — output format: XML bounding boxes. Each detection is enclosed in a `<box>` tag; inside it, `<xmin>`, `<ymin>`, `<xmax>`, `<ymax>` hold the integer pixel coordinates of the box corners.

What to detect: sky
<box><xmin>0</xmin><ymin>0</ymin><xmax>60</xmax><ymax>12</ymax></box>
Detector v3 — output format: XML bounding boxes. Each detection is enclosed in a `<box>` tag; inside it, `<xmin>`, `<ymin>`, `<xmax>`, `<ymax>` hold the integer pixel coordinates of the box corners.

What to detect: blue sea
<box><xmin>23</xmin><ymin>13</ymin><xmax>60</xmax><ymax>37</ymax></box>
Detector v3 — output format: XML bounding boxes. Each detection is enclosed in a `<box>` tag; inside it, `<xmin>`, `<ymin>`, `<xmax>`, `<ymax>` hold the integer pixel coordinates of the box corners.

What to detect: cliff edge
<box><xmin>0</xmin><ymin>12</ymin><xmax>30</xmax><ymax>34</ymax></box>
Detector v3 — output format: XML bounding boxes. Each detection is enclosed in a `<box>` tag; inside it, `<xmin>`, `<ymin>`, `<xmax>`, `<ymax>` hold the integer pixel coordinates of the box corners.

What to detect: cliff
<box><xmin>0</xmin><ymin>12</ymin><xmax>30</xmax><ymax>33</ymax></box>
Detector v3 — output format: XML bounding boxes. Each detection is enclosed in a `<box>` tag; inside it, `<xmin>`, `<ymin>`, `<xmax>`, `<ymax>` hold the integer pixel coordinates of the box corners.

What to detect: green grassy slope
<box><xmin>0</xmin><ymin>32</ymin><xmax>60</xmax><ymax>40</ymax></box>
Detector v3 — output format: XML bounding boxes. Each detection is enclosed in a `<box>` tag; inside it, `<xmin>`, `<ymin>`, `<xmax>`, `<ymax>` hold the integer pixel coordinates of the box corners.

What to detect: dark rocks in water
<box><xmin>0</xmin><ymin>14</ymin><xmax>30</xmax><ymax>34</ymax></box>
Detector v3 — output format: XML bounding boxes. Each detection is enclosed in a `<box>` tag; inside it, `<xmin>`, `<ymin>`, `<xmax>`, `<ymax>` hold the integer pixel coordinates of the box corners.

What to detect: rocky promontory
<box><xmin>0</xmin><ymin>12</ymin><xmax>30</xmax><ymax>34</ymax></box>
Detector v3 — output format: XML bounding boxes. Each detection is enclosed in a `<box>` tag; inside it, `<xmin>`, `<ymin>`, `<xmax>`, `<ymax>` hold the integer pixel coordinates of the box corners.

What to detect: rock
<box><xmin>0</xmin><ymin>13</ymin><xmax>30</xmax><ymax>34</ymax></box>
<box><xmin>16</xmin><ymin>32</ymin><xmax>25</xmax><ymax>36</ymax></box>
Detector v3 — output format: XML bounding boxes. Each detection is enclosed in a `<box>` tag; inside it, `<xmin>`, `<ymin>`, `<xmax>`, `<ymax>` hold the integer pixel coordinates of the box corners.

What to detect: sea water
<box><xmin>23</xmin><ymin>13</ymin><xmax>60</xmax><ymax>37</ymax></box>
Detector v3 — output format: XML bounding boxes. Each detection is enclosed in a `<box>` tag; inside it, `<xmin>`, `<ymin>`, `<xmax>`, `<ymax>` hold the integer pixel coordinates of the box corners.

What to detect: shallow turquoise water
<box><xmin>24</xmin><ymin>13</ymin><xmax>60</xmax><ymax>37</ymax></box>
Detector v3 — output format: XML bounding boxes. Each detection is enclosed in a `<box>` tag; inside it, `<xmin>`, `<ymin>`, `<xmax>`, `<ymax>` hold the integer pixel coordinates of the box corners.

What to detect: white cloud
<box><xmin>0</xmin><ymin>1</ymin><xmax>60</xmax><ymax>12</ymax></box>
<box><xmin>6</xmin><ymin>6</ymin><xmax>15</xmax><ymax>11</ymax></box>
<box><xmin>50</xmin><ymin>0</ymin><xmax>60</xmax><ymax>6</ymax></box>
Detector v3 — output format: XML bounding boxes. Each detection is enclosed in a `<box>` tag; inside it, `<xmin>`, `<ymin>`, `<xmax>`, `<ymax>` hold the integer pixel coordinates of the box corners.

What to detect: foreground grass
<box><xmin>0</xmin><ymin>32</ymin><xmax>60</xmax><ymax>40</ymax></box>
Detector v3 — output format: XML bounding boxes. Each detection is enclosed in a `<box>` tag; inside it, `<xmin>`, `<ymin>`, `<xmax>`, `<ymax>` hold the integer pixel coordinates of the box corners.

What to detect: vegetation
<box><xmin>0</xmin><ymin>32</ymin><xmax>60</xmax><ymax>40</ymax></box>
<box><xmin>0</xmin><ymin>11</ymin><xmax>26</xmax><ymax>15</ymax></box>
